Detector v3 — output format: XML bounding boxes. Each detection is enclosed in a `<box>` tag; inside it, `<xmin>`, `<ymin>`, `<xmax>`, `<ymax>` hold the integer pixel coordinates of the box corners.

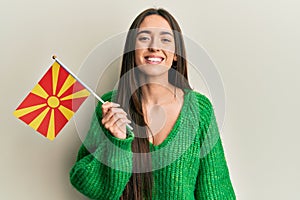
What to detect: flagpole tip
<box><xmin>52</xmin><ymin>55</ymin><xmax>57</xmax><ymax>60</ymax></box>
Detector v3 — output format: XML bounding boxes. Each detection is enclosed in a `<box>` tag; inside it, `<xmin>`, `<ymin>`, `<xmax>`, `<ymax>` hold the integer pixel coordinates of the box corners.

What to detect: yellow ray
<box><xmin>28</xmin><ymin>107</ymin><xmax>50</xmax><ymax>130</ymax></box>
<box><xmin>60</xmin><ymin>89</ymin><xmax>90</xmax><ymax>101</ymax></box>
<box><xmin>52</xmin><ymin>62</ymin><xmax>60</xmax><ymax>95</ymax></box>
<box><xmin>13</xmin><ymin>103</ymin><xmax>47</xmax><ymax>118</ymax></box>
<box><xmin>46</xmin><ymin>109</ymin><xmax>55</xmax><ymax>140</ymax></box>
<box><xmin>57</xmin><ymin>75</ymin><xmax>76</xmax><ymax>97</ymax></box>
<box><xmin>58</xmin><ymin>105</ymin><xmax>74</xmax><ymax>120</ymax></box>
<box><xmin>31</xmin><ymin>84</ymin><xmax>49</xmax><ymax>99</ymax></box>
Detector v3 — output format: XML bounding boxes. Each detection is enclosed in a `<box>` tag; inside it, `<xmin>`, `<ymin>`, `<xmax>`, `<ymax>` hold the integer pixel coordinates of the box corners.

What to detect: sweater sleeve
<box><xmin>69</xmin><ymin>91</ymin><xmax>134</xmax><ymax>200</ymax></box>
<box><xmin>194</xmin><ymin>94</ymin><xmax>236</xmax><ymax>199</ymax></box>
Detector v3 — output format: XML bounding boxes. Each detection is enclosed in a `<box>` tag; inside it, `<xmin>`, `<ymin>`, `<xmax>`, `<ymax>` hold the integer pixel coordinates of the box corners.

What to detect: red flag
<box><xmin>13</xmin><ymin>61</ymin><xmax>90</xmax><ymax>140</ymax></box>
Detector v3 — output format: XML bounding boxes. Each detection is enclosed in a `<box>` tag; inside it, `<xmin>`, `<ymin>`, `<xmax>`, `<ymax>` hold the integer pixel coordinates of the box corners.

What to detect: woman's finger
<box><xmin>102</xmin><ymin>108</ymin><xmax>128</xmax><ymax>124</ymax></box>
<box><xmin>104</xmin><ymin>117</ymin><xmax>129</xmax><ymax>139</ymax></box>
<box><xmin>114</xmin><ymin>117</ymin><xmax>131</xmax><ymax>129</ymax></box>
<box><xmin>111</xmin><ymin>118</ymin><xmax>131</xmax><ymax>139</ymax></box>
<box><xmin>103</xmin><ymin>112</ymin><xmax>128</xmax><ymax>129</ymax></box>
<box><xmin>102</xmin><ymin>101</ymin><xmax>120</xmax><ymax>116</ymax></box>
<box><xmin>103</xmin><ymin>107</ymin><xmax>127</xmax><ymax>119</ymax></box>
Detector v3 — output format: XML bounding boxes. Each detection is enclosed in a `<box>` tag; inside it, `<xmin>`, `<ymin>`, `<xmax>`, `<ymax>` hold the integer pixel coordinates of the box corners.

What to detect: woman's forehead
<box><xmin>139</xmin><ymin>15</ymin><xmax>172</xmax><ymax>31</ymax></box>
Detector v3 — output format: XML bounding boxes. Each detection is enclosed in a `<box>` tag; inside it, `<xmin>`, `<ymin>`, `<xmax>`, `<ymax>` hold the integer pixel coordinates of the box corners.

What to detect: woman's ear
<box><xmin>173</xmin><ymin>54</ymin><xmax>177</xmax><ymax>61</ymax></box>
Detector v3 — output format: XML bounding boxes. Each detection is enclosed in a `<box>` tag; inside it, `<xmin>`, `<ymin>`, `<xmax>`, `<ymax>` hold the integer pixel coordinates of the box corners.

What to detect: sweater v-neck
<box><xmin>149</xmin><ymin>89</ymin><xmax>192</xmax><ymax>150</ymax></box>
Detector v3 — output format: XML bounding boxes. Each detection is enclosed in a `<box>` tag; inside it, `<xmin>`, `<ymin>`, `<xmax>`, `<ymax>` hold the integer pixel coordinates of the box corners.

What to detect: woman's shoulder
<box><xmin>185</xmin><ymin>90</ymin><xmax>217</xmax><ymax>126</ymax></box>
<box><xmin>185</xmin><ymin>89</ymin><xmax>213</xmax><ymax>111</ymax></box>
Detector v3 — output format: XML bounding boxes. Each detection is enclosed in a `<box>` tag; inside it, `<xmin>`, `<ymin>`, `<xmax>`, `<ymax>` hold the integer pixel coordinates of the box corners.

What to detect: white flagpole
<box><xmin>52</xmin><ymin>55</ymin><xmax>133</xmax><ymax>130</ymax></box>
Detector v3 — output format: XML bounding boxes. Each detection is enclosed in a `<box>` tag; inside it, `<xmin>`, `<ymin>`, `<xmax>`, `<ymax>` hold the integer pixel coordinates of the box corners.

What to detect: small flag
<box><xmin>13</xmin><ymin>61</ymin><xmax>90</xmax><ymax>140</ymax></box>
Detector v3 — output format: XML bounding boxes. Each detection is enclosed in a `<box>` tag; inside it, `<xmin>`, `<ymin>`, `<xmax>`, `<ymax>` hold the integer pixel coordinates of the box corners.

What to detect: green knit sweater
<box><xmin>70</xmin><ymin>90</ymin><xmax>236</xmax><ymax>199</ymax></box>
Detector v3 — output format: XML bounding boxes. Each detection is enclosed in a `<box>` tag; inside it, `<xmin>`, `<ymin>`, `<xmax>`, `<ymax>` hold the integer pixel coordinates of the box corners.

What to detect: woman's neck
<box><xmin>141</xmin><ymin>83</ymin><xmax>176</xmax><ymax>105</ymax></box>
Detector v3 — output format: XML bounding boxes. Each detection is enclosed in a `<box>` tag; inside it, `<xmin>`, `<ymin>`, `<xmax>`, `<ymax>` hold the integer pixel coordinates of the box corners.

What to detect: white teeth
<box><xmin>147</xmin><ymin>57</ymin><xmax>162</xmax><ymax>62</ymax></box>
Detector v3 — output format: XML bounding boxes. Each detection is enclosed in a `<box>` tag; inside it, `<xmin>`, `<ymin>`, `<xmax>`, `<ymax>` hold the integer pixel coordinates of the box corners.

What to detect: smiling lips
<box><xmin>145</xmin><ymin>56</ymin><xmax>164</xmax><ymax>64</ymax></box>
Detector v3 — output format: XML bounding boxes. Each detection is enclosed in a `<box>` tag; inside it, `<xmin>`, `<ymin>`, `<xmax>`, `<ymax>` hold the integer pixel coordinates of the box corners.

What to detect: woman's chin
<box><xmin>137</xmin><ymin>64</ymin><xmax>170</xmax><ymax>77</ymax></box>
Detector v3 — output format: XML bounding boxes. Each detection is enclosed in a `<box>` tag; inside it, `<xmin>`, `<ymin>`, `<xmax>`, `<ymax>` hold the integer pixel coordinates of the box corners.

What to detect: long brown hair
<box><xmin>115</xmin><ymin>8</ymin><xmax>192</xmax><ymax>200</ymax></box>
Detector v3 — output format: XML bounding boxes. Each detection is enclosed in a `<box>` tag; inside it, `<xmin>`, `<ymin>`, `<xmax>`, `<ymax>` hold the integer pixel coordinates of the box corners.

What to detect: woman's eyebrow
<box><xmin>160</xmin><ymin>31</ymin><xmax>173</xmax><ymax>36</ymax></box>
<box><xmin>137</xmin><ymin>30</ymin><xmax>173</xmax><ymax>36</ymax></box>
<box><xmin>137</xmin><ymin>30</ymin><xmax>151</xmax><ymax>35</ymax></box>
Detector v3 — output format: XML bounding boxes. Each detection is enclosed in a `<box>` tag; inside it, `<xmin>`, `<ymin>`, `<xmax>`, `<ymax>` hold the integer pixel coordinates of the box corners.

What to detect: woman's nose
<box><xmin>148</xmin><ymin>38</ymin><xmax>160</xmax><ymax>52</ymax></box>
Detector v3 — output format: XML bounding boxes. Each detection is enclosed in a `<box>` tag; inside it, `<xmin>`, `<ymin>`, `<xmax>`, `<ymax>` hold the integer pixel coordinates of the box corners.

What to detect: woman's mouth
<box><xmin>144</xmin><ymin>56</ymin><xmax>164</xmax><ymax>64</ymax></box>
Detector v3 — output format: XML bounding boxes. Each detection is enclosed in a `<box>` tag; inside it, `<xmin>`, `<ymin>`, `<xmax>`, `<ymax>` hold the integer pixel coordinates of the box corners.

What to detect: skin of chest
<box><xmin>145</xmin><ymin>92</ymin><xmax>183</xmax><ymax>145</ymax></box>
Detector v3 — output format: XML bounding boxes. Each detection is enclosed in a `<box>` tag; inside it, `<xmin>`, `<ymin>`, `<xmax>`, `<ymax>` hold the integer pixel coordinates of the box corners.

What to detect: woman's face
<box><xmin>135</xmin><ymin>14</ymin><xmax>177</xmax><ymax>77</ymax></box>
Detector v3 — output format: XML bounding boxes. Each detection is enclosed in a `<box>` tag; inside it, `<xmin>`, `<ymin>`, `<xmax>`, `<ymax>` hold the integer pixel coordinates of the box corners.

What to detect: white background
<box><xmin>1</xmin><ymin>0</ymin><xmax>300</xmax><ymax>199</ymax></box>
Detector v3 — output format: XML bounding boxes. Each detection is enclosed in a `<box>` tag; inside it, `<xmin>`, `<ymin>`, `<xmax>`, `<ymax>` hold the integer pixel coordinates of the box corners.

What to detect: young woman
<box><xmin>70</xmin><ymin>8</ymin><xmax>236</xmax><ymax>200</ymax></box>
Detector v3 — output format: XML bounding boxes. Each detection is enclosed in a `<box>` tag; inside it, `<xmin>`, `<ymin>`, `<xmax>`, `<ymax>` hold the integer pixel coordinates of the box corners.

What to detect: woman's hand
<box><xmin>101</xmin><ymin>102</ymin><xmax>131</xmax><ymax>139</ymax></box>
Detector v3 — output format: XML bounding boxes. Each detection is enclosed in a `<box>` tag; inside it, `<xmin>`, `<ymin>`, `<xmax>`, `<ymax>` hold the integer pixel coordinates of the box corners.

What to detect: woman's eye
<box><xmin>161</xmin><ymin>38</ymin><xmax>172</xmax><ymax>43</ymax></box>
<box><xmin>138</xmin><ymin>36</ymin><xmax>150</xmax><ymax>41</ymax></box>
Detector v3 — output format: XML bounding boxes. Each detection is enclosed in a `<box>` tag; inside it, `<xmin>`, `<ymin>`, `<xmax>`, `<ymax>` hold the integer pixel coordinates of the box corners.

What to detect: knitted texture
<box><xmin>70</xmin><ymin>90</ymin><xmax>236</xmax><ymax>199</ymax></box>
